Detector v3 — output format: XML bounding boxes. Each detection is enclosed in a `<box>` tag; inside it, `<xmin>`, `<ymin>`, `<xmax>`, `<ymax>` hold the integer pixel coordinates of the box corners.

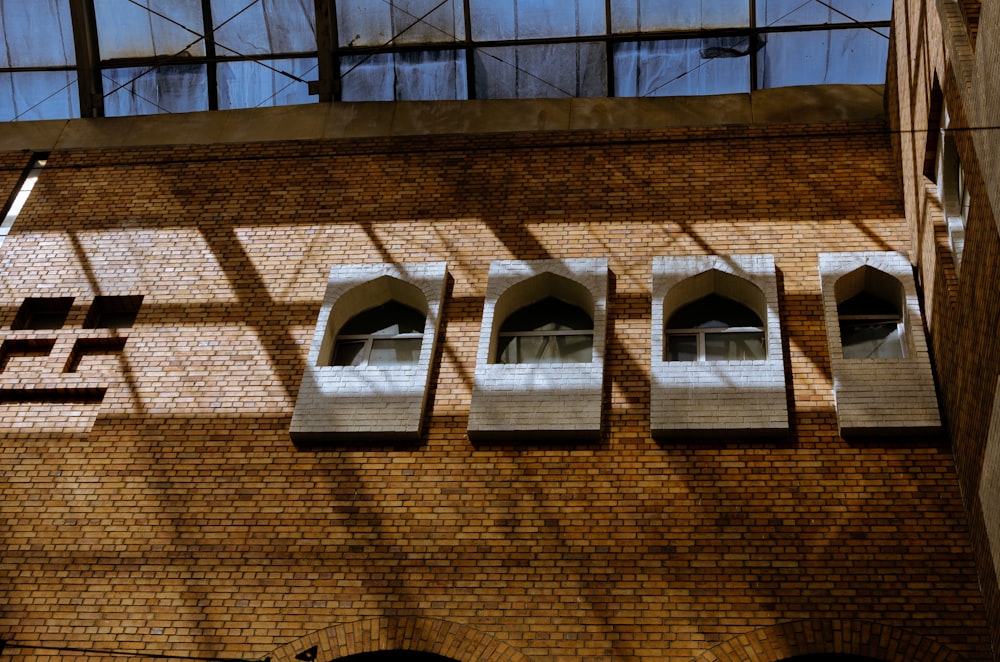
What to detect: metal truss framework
<box><xmin>1</xmin><ymin>0</ymin><xmax>891</xmax><ymax>120</ymax></box>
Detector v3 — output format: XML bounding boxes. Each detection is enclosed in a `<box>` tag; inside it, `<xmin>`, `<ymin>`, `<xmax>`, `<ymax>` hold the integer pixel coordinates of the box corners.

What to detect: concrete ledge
<box><xmin>0</xmin><ymin>85</ymin><xmax>885</xmax><ymax>153</ymax></box>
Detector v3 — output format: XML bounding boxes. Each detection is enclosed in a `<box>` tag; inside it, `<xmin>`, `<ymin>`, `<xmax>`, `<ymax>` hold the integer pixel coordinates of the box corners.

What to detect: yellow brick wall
<box><xmin>0</xmin><ymin>121</ymin><xmax>991</xmax><ymax>661</ymax></box>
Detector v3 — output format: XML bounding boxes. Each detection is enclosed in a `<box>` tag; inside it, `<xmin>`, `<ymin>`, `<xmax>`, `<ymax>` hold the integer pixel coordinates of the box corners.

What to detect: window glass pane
<box><xmin>339</xmin><ymin>302</ymin><xmax>427</xmax><ymax>335</ymax></box>
<box><xmin>837</xmin><ymin>291</ymin><xmax>897</xmax><ymax>316</ymax></box>
<box><xmin>471</xmin><ymin>0</ymin><xmax>605</xmax><ymax>40</ymax></box>
<box><xmin>476</xmin><ymin>43</ymin><xmax>606</xmax><ymax>99</ymax></box>
<box><xmin>0</xmin><ymin>0</ymin><xmax>75</xmax><ymax>67</ymax></box>
<box><xmin>0</xmin><ymin>71</ymin><xmax>79</xmax><ymax>121</ymax></box>
<box><xmin>614</xmin><ymin>39</ymin><xmax>750</xmax><ymax>97</ymax></box>
<box><xmin>666</xmin><ymin>294</ymin><xmax>763</xmax><ymax>330</ymax></box>
<box><xmin>213</xmin><ymin>0</ymin><xmax>316</xmax><ymax>55</ymax></box>
<box><xmin>369</xmin><ymin>338</ymin><xmax>423</xmax><ymax>365</ymax></box>
<box><xmin>339</xmin><ymin>0</ymin><xmax>464</xmax><ymax>46</ymax></box>
<box><xmin>758</xmin><ymin>28</ymin><xmax>889</xmax><ymax>88</ymax></box>
<box><xmin>556</xmin><ymin>334</ymin><xmax>594</xmax><ymax>362</ymax></box>
<box><xmin>840</xmin><ymin>322</ymin><xmax>903</xmax><ymax>359</ymax></box>
<box><xmin>332</xmin><ymin>340</ymin><xmax>366</xmax><ymax>366</ymax></box>
<box><xmin>705</xmin><ymin>331</ymin><xmax>766</xmax><ymax>360</ymax></box>
<box><xmin>499</xmin><ymin>297</ymin><xmax>593</xmax><ymax>333</ymax></box>
<box><xmin>498</xmin><ymin>333</ymin><xmax>593</xmax><ymax>364</ymax></box>
<box><xmin>758</xmin><ymin>0</ymin><xmax>890</xmax><ymax>27</ymax></box>
<box><xmin>666</xmin><ymin>334</ymin><xmax>698</xmax><ymax>361</ymax></box>
<box><xmin>103</xmin><ymin>65</ymin><xmax>209</xmax><ymax>117</ymax></box>
<box><xmin>342</xmin><ymin>53</ymin><xmax>393</xmax><ymax>101</ymax></box>
<box><xmin>342</xmin><ymin>50</ymin><xmax>467</xmax><ymax>101</ymax></box>
<box><xmin>394</xmin><ymin>50</ymin><xmax>467</xmax><ymax>100</ymax></box>
<box><xmin>95</xmin><ymin>0</ymin><xmax>206</xmax><ymax>59</ymax></box>
<box><xmin>218</xmin><ymin>58</ymin><xmax>317</xmax><ymax>109</ymax></box>
<box><xmin>611</xmin><ymin>0</ymin><xmax>750</xmax><ymax>32</ymax></box>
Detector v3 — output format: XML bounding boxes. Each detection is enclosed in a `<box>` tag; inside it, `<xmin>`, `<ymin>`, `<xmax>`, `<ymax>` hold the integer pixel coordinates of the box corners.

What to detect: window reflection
<box><xmin>496</xmin><ymin>297</ymin><xmax>594</xmax><ymax>364</ymax></box>
<box><xmin>664</xmin><ymin>294</ymin><xmax>766</xmax><ymax>362</ymax></box>
<box><xmin>331</xmin><ymin>301</ymin><xmax>426</xmax><ymax>367</ymax></box>
<box><xmin>838</xmin><ymin>291</ymin><xmax>904</xmax><ymax>359</ymax></box>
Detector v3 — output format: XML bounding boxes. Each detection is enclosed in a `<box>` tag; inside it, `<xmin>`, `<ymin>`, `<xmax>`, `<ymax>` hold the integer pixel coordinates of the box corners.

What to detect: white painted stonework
<box><xmin>290</xmin><ymin>262</ymin><xmax>448</xmax><ymax>443</ymax></box>
<box><xmin>468</xmin><ymin>258</ymin><xmax>608</xmax><ymax>441</ymax></box>
<box><xmin>650</xmin><ymin>254</ymin><xmax>788</xmax><ymax>437</ymax></box>
<box><xmin>819</xmin><ymin>252</ymin><xmax>941</xmax><ymax>436</ymax></box>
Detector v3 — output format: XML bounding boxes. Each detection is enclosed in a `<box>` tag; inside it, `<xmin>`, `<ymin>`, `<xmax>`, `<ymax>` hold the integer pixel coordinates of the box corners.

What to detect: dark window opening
<box><xmin>12</xmin><ymin>297</ymin><xmax>74</xmax><ymax>330</ymax></box>
<box><xmin>496</xmin><ymin>296</ymin><xmax>593</xmax><ymax>364</ymax></box>
<box><xmin>838</xmin><ymin>290</ymin><xmax>903</xmax><ymax>359</ymax></box>
<box><xmin>665</xmin><ymin>293</ymin><xmax>765</xmax><ymax>361</ymax></box>
<box><xmin>331</xmin><ymin>300</ymin><xmax>425</xmax><ymax>366</ymax></box>
<box><xmin>84</xmin><ymin>295</ymin><xmax>143</xmax><ymax>329</ymax></box>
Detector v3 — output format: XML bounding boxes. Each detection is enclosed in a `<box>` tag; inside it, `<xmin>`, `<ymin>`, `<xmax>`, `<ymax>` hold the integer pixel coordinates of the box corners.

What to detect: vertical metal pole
<box><xmin>463</xmin><ymin>0</ymin><xmax>475</xmax><ymax>98</ymax></box>
<box><xmin>605</xmin><ymin>0</ymin><xmax>614</xmax><ymax>96</ymax></box>
<box><xmin>749</xmin><ymin>0</ymin><xmax>759</xmax><ymax>91</ymax></box>
<box><xmin>201</xmin><ymin>0</ymin><xmax>218</xmax><ymax>110</ymax></box>
<box><xmin>314</xmin><ymin>0</ymin><xmax>340</xmax><ymax>101</ymax></box>
<box><xmin>69</xmin><ymin>0</ymin><xmax>104</xmax><ymax>117</ymax></box>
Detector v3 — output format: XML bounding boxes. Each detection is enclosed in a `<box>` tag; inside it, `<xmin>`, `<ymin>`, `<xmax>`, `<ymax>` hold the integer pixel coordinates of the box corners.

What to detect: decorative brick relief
<box><xmin>651</xmin><ymin>254</ymin><xmax>788</xmax><ymax>437</ymax></box>
<box><xmin>290</xmin><ymin>262</ymin><xmax>448</xmax><ymax>444</ymax></box>
<box><xmin>819</xmin><ymin>252</ymin><xmax>941</xmax><ymax>436</ymax></box>
<box><xmin>0</xmin><ymin>295</ymin><xmax>141</xmax><ymax>404</ymax></box>
<box><xmin>467</xmin><ymin>258</ymin><xmax>608</xmax><ymax>441</ymax></box>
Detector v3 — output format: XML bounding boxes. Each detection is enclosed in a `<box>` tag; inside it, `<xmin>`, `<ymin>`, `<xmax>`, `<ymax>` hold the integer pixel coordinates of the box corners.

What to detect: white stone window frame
<box><xmin>290</xmin><ymin>262</ymin><xmax>448</xmax><ymax>444</ymax></box>
<box><xmin>937</xmin><ymin>107</ymin><xmax>971</xmax><ymax>272</ymax></box>
<box><xmin>819</xmin><ymin>252</ymin><xmax>941</xmax><ymax>437</ymax></box>
<box><xmin>467</xmin><ymin>258</ymin><xmax>608</xmax><ymax>442</ymax></box>
<box><xmin>651</xmin><ymin>255</ymin><xmax>788</xmax><ymax>438</ymax></box>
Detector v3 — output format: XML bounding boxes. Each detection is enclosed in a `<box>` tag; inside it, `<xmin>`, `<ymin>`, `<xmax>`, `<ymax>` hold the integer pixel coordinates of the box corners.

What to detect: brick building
<box><xmin>0</xmin><ymin>1</ymin><xmax>998</xmax><ymax>661</ymax></box>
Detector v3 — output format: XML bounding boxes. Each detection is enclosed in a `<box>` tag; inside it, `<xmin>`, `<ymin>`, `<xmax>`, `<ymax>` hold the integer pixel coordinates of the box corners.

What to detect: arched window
<box><xmin>664</xmin><ymin>293</ymin><xmax>765</xmax><ymax>361</ymax></box>
<box><xmin>837</xmin><ymin>290</ymin><xmax>903</xmax><ymax>359</ymax></box>
<box><xmin>496</xmin><ymin>297</ymin><xmax>593</xmax><ymax>364</ymax></box>
<box><xmin>331</xmin><ymin>300</ymin><xmax>426</xmax><ymax>366</ymax></box>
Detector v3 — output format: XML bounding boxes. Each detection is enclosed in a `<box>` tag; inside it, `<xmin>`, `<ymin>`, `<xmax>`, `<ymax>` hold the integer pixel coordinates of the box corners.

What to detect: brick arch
<box><xmin>268</xmin><ymin>617</ymin><xmax>533</xmax><ymax>662</ymax></box>
<box><xmin>691</xmin><ymin>619</ymin><xmax>967</xmax><ymax>662</ymax></box>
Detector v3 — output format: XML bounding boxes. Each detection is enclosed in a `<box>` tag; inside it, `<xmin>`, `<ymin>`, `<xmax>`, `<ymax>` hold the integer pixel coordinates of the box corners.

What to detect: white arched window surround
<box><xmin>469</xmin><ymin>258</ymin><xmax>608</xmax><ymax>441</ymax></box>
<box><xmin>819</xmin><ymin>252</ymin><xmax>940</xmax><ymax>437</ymax></box>
<box><xmin>291</xmin><ymin>262</ymin><xmax>448</xmax><ymax>444</ymax></box>
<box><xmin>651</xmin><ymin>255</ymin><xmax>788</xmax><ymax>438</ymax></box>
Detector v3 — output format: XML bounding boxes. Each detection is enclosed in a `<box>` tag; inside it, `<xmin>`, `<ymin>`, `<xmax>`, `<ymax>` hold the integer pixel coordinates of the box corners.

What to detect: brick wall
<box><xmin>892</xmin><ymin>0</ymin><xmax>1000</xmax><ymax>654</ymax></box>
<box><xmin>0</xmin><ymin>115</ymin><xmax>991</xmax><ymax>661</ymax></box>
